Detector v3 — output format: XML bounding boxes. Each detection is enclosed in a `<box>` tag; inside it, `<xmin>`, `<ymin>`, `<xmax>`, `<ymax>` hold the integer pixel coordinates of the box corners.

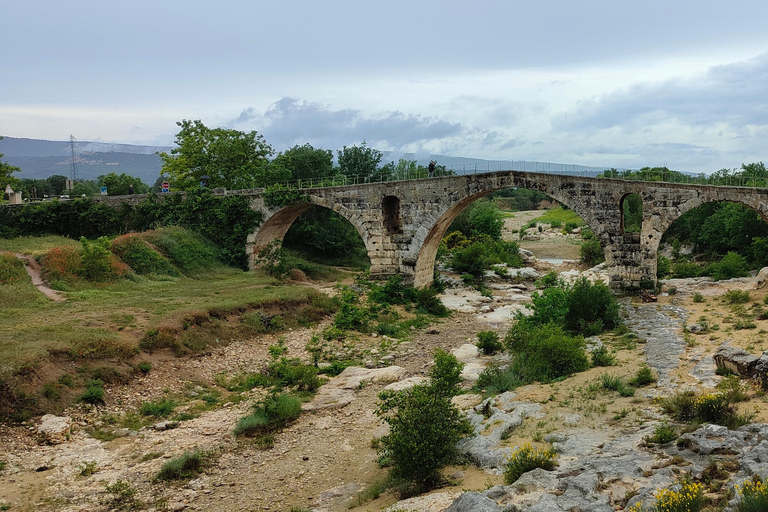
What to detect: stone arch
<box><xmin>382</xmin><ymin>195</ymin><xmax>403</xmax><ymax>235</ymax></box>
<box><xmin>412</xmin><ymin>180</ymin><xmax>612</xmax><ymax>288</ymax></box>
<box><xmin>620</xmin><ymin>192</ymin><xmax>643</xmax><ymax>244</ymax></box>
<box><xmin>246</xmin><ymin>196</ymin><xmax>370</xmax><ymax>269</ymax></box>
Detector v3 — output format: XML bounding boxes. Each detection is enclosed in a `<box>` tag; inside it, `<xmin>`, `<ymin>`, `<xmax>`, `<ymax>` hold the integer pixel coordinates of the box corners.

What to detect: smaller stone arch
<box><xmin>382</xmin><ymin>195</ymin><xmax>403</xmax><ymax>235</ymax></box>
<box><xmin>620</xmin><ymin>193</ymin><xmax>643</xmax><ymax>244</ymax></box>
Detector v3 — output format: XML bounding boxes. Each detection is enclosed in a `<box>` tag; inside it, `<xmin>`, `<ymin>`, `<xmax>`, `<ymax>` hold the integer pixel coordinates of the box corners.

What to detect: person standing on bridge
<box><xmin>428</xmin><ymin>160</ymin><xmax>436</xmax><ymax>177</ymax></box>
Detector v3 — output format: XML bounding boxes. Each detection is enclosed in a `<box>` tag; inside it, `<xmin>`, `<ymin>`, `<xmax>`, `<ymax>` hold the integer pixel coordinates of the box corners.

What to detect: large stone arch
<box><xmin>246</xmin><ymin>195</ymin><xmax>370</xmax><ymax>269</ymax></box>
<box><xmin>412</xmin><ymin>178</ymin><xmax>613</xmax><ymax>288</ymax></box>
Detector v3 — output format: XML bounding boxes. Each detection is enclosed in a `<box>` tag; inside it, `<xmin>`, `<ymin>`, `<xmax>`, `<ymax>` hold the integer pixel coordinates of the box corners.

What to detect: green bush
<box><xmin>505</xmin><ymin>322</ymin><xmax>589</xmax><ymax>382</ymax></box>
<box><xmin>565</xmin><ymin>278</ymin><xmax>621</xmax><ymax>334</ymax></box>
<box><xmin>657</xmin><ymin>254</ymin><xmax>671</xmax><ymax>278</ymax></box>
<box><xmin>78</xmin><ymin>379</ymin><xmax>105</xmax><ymax>405</ymax></box>
<box><xmin>692</xmin><ymin>292</ymin><xmax>705</xmax><ymax>303</ymax></box>
<box><xmin>476</xmin><ymin>331</ymin><xmax>502</xmax><ymax>355</ymax></box>
<box><xmin>591</xmin><ymin>346</ymin><xmax>616</xmax><ymax>367</ymax></box>
<box><xmin>333</xmin><ymin>289</ymin><xmax>371</xmax><ymax>332</ymax></box>
<box><xmin>580</xmin><ymin>238</ymin><xmax>604</xmax><ymax>266</ymax></box>
<box><xmin>80</xmin><ymin>236</ymin><xmax>128</xmax><ymax>281</ymax></box>
<box><xmin>376</xmin><ymin>351</ymin><xmax>472</xmax><ymax>493</ymax></box>
<box><xmin>709</xmin><ymin>251</ymin><xmax>749</xmax><ymax>281</ymax></box>
<box><xmin>629</xmin><ymin>366</ymin><xmax>656</xmax><ymax>387</ymax></box>
<box><xmin>660</xmin><ymin>391</ymin><xmax>753</xmax><ymax>429</ymax></box>
<box><xmin>722</xmin><ymin>290</ymin><xmax>751</xmax><ymax>304</ymax></box>
<box><xmin>673</xmin><ymin>261</ymin><xmax>702</xmax><ymax>278</ymax></box>
<box><xmin>534</xmin><ymin>271</ymin><xmax>560</xmax><ymax>289</ymax></box>
<box><xmin>155</xmin><ymin>450</ymin><xmax>213</xmax><ymax>481</ymax></box>
<box><xmin>503</xmin><ymin>444</ymin><xmax>556</xmax><ymax>484</ymax></box>
<box><xmin>476</xmin><ymin>365</ymin><xmax>526</xmax><ymax>394</ymax></box>
<box><xmin>645</xmin><ymin>422</ymin><xmax>677</xmax><ymax>444</ymax></box>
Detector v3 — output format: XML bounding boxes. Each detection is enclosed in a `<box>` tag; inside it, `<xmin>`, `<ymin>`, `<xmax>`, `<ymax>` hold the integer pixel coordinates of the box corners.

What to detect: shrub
<box><xmin>505</xmin><ymin>322</ymin><xmax>589</xmax><ymax>382</ymax></box>
<box><xmin>580</xmin><ymin>238</ymin><xmax>604</xmax><ymax>266</ymax></box>
<box><xmin>660</xmin><ymin>390</ymin><xmax>753</xmax><ymax>429</ymax></box>
<box><xmin>333</xmin><ymin>289</ymin><xmax>371</xmax><ymax>332</ymax></box>
<box><xmin>723</xmin><ymin>290</ymin><xmax>751</xmax><ymax>304</ymax></box>
<box><xmin>710</xmin><ymin>251</ymin><xmax>749</xmax><ymax>281</ymax></box>
<box><xmin>103</xmin><ymin>479</ymin><xmax>141</xmax><ymax>510</ymax></box>
<box><xmin>564</xmin><ymin>278</ymin><xmax>621</xmax><ymax>335</ymax></box>
<box><xmin>535</xmin><ymin>271</ymin><xmax>560</xmax><ymax>289</ymax></box>
<box><xmin>629</xmin><ymin>366</ymin><xmax>657</xmax><ymax>387</ymax></box>
<box><xmin>414</xmin><ymin>286</ymin><xmax>450</xmax><ymax>317</ymax></box>
<box><xmin>692</xmin><ymin>292</ymin><xmax>705</xmax><ymax>303</ymax></box>
<box><xmin>78</xmin><ymin>460</ymin><xmax>99</xmax><ymax>477</ymax></box>
<box><xmin>627</xmin><ymin>481</ymin><xmax>704</xmax><ymax>512</ymax></box>
<box><xmin>155</xmin><ymin>450</ymin><xmax>213</xmax><ymax>481</ymax></box>
<box><xmin>476</xmin><ymin>331</ymin><xmax>502</xmax><ymax>355</ymax></box>
<box><xmin>137</xmin><ymin>362</ymin><xmax>152</xmax><ymax>374</ymax></box>
<box><xmin>673</xmin><ymin>261</ymin><xmax>702</xmax><ymax>278</ymax></box>
<box><xmin>503</xmin><ymin>444</ymin><xmax>556</xmax><ymax>484</ymax></box>
<box><xmin>80</xmin><ymin>236</ymin><xmax>126</xmax><ymax>282</ymax></box>
<box><xmin>645</xmin><ymin>422</ymin><xmax>677</xmax><ymax>444</ymax></box>
<box><xmin>736</xmin><ymin>476</ymin><xmax>768</xmax><ymax>512</ymax></box>
<box><xmin>78</xmin><ymin>379</ymin><xmax>105</xmax><ymax>405</ymax></box>
<box><xmin>376</xmin><ymin>351</ymin><xmax>472</xmax><ymax>493</ymax></box>
<box><xmin>141</xmin><ymin>226</ymin><xmax>223</xmax><ymax>275</ymax></box>
<box><xmin>476</xmin><ymin>366</ymin><xmax>526</xmax><ymax>394</ymax></box>
<box><xmin>656</xmin><ymin>255</ymin><xmax>671</xmax><ymax>278</ymax></box>
<box><xmin>591</xmin><ymin>346</ymin><xmax>616</xmax><ymax>367</ymax></box>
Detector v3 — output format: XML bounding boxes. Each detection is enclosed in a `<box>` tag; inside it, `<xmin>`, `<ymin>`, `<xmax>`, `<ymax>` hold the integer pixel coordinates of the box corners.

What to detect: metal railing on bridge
<box><xmin>234</xmin><ymin>160</ymin><xmax>768</xmax><ymax>192</ymax></box>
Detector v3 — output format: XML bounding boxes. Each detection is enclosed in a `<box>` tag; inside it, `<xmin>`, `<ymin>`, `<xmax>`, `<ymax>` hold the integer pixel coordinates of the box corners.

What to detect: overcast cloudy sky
<box><xmin>2</xmin><ymin>0</ymin><xmax>768</xmax><ymax>172</ymax></box>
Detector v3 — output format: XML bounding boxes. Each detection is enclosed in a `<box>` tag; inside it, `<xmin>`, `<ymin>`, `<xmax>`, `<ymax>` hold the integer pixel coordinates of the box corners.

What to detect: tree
<box><xmin>97</xmin><ymin>172</ymin><xmax>149</xmax><ymax>196</ymax></box>
<box><xmin>270</xmin><ymin>143</ymin><xmax>334</xmax><ymax>181</ymax></box>
<box><xmin>0</xmin><ymin>136</ymin><xmax>21</xmax><ymax>189</ymax></box>
<box><xmin>336</xmin><ymin>140</ymin><xmax>382</xmax><ymax>177</ymax></box>
<box><xmin>158</xmin><ymin>120</ymin><xmax>276</xmax><ymax>190</ymax></box>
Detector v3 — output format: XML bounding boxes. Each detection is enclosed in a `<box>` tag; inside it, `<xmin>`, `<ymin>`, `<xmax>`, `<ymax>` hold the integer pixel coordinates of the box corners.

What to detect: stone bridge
<box><xmin>239</xmin><ymin>170</ymin><xmax>768</xmax><ymax>289</ymax></box>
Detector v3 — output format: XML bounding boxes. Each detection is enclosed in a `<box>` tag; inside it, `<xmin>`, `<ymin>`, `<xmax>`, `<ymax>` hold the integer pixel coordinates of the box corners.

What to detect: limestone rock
<box><xmin>445</xmin><ymin>492</ymin><xmax>503</xmax><ymax>512</ymax></box>
<box><xmin>713</xmin><ymin>346</ymin><xmax>758</xmax><ymax>377</ymax></box>
<box><xmin>38</xmin><ymin>414</ymin><xmax>71</xmax><ymax>444</ymax></box>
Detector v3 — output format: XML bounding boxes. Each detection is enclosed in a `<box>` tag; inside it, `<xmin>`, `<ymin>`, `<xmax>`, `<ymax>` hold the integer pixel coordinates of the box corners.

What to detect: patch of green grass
<box><xmin>78</xmin><ymin>379</ymin><xmax>105</xmax><ymax>405</ymax></box>
<box><xmin>535</xmin><ymin>207</ymin><xmax>585</xmax><ymax>229</ymax></box>
<box><xmin>645</xmin><ymin>422</ymin><xmax>677</xmax><ymax>444</ymax></box>
<box><xmin>591</xmin><ymin>346</ymin><xmax>616</xmax><ymax>367</ymax></box>
<box><xmin>155</xmin><ymin>450</ymin><xmax>215</xmax><ymax>482</ymax></box>
<box><xmin>139</xmin><ymin>399</ymin><xmax>176</xmax><ymax>418</ymax></box>
<box><xmin>629</xmin><ymin>366</ymin><xmax>656</xmax><ymax>387</ymax></box>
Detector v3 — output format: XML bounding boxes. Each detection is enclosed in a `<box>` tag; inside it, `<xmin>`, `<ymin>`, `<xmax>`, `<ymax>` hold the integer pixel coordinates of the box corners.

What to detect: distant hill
<box><xmin>0</xmin><ymin>137</ymin><xmax>172</xmax><ymax>184</ymax></box>
<box><xmin>1</xmin><ymin>136</ymin><xmax>611</xmax><ymax>185</ymax></box>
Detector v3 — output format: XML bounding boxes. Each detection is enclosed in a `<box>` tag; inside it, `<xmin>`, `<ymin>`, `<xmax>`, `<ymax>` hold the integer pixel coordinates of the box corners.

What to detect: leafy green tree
<box><xmin>622</xmin><ymin>193</ymin><xmax>643</xmax><ymax>233</ymax></box>
<box><xmin>376</xmin><ymin>350</ymin><xmax>472</xmax><ymax>492</ymax></box>
<box><xmin>97</xmin><ymin>172</ymin><xmax>149</xmax><ymax>195</ymax></box>
<box><xmin>0</xmin><ymin>137</ymin><xmax>21</xmax><ymax>188</ymax></box>
<box><xmin>468</xmin><ymin>200</ymin><xmax>505</xmax><ymax>240</ymax></box>
<box><xmin>158</xmin><ymin>119</ymin><xmax>277</xmax><ymax>190</ymax></box>
<box><xmin>283</xmin><ymin>207</ymin><xmax>367</xmax><ymax>263</ymax></box>
<box><xmin>375</xmin><ymin>158</ymin><xmax>426</xmax><ymax>181</ymax></box>
<box><xmin>270</xmin><ymin>143</ymin><xmax>334</xmax><ymax>181</ymax></box>
<box><xmin>336</xmin><ymin>141</ymin><xmax>382</xmax><ymax>177</ymax></box>
<box><xmin>47</xmin><ymin>175</ymin><xmax>68</xmax><ymax>195</ymax></box>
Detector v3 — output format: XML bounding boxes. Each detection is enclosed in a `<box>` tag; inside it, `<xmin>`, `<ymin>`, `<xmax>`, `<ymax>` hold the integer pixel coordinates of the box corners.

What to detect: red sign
<box><xmin>161</xmin><ymin>182</ymin><xmax>170</xmax><ymax>193</ymax></box>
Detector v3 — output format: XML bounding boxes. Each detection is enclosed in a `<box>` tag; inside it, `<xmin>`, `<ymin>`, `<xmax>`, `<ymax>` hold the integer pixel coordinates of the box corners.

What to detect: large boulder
<box><xmin>38</xmin><ymin>414</ymin><xmax>72</xmax><ymax>444</ymax></box>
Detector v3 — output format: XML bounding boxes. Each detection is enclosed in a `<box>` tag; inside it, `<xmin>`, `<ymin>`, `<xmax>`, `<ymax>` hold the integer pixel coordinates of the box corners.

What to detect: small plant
<box><xmin>140</xmin><ymin>399</ymin><xmax>176</xmax><ymax>418</ymax></box>
<box><xmin>136</xmin><ymin>362</ymin><xmax>152</xmax><ymax>374</ymax></box>
<box><xmin>78</xmin><ymin>460</ymin><xmax>99</xmax><ymax>477</ymax></box>
<box><xmin>667</xmin><ymin>286</ymin><xmax>677</xmax><ymax>296</ymax></box>
<box><xmin>629</xmin><ymin>366</ymin><xmax>657</xmax><ymax>387</ymax></box>
<box><xmin>645</xmin><ymin>422</ymin><xmax>677</xmax><ymax>444</ymax></box>
<box><xmin>692</xmin><ymin>292</ymin><xmax>705</xmax><ymax>303</ymax></box>
<box><xmin>591</xmin><ymin>346</ymin><xmax>616</xmax><ymax>367</ymax></box>
<box><xmin>103</xmin><ymin>479</ymin><xmax>141</xmax><ymax>510</ymax></box>
<box><xmin>476</xmin><ymin>330</ymin><xmax>503</xmax><ymax>355</ymax></box>
<box><xmin>600</xmin><ymin>374</ymin><xmax>624</xmax><ymax>391</ymax></box>
<box><xmin>503</xmin><ymin>444</ymin><xmax>557</xmax><ymax>484</ymax></box>
<box><xmin>736</xmin><ymin>476</ymin><xmax>768</xmax><ymax>512</ymax></box>
<box><xmin>723</xmin><ymin>290</ymin><xmax>751</xmax><ymax>305</ymax></box>
<box><xmin>155</xmin><ymin>450</ymin><xmax>214</xmax><ymax>482</ymax></box>
<box><xmin>78</xmin><ymin>379</ymin><xmax>105</xmax><ymax>405</ymax></box>
<box><xmin>234</xmin><ymin>393</ymin><xmax>302</xmax><ymax>437</ymax></box>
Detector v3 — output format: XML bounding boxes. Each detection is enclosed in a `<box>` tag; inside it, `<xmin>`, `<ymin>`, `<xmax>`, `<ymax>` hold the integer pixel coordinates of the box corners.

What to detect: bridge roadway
<box><xmin>97</xmin><ymin>170</ymin><xmax>768</xmax><ymax>289</ymax></box>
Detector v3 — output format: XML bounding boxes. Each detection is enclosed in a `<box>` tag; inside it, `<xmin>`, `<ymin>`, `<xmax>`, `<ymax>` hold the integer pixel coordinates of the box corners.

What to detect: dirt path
<box><xmin>14</xmin><ymin>253</ymin><xmax>65</xmax><ymax>302</ymax></box>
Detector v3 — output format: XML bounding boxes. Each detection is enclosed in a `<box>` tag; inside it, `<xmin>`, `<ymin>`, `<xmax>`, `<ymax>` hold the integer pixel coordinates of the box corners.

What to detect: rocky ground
<box><xmin>4</xmin><ymin>217</ymin><xmax>768</xmax><ymax>512</ymax></box>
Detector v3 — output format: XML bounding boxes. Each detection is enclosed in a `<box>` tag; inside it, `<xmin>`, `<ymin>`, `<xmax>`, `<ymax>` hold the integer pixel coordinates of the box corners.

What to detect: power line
<box><xmin>68</xmin><ymin>134</ymin><xmax>79</xmax><ymax>181</ymax></box>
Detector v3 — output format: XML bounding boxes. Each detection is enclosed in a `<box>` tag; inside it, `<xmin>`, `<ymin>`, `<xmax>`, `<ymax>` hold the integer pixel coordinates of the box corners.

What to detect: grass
<box><xmin>155</xmin><ymin>450</ymin><xmax>215</xmax><ymax>482</ymax></box>
<box><xmin>534</xmin><ymin>206</ymin><xmax>586</xmax><ymax>229</ymax></box>
<box><xmin>0</xmin><ymin>234</ymin><xmax>339</xmax><ymax>418</ymax></box>
<box><xmin>140</xmin><ymin>398</ymin><xmax>176</xmax><ymax>418</ymax></box>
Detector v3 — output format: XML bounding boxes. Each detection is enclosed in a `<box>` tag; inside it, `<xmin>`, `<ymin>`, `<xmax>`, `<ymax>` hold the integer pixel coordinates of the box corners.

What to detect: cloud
<box><xmin>554</xmin><ymin>52</ymin><xmax>768</xmax><ymax>131</ymax></box>
<box><xmin>230</xmin><ymin>98</ymin><xmax>463</xmax><ymax>152</ymax></box>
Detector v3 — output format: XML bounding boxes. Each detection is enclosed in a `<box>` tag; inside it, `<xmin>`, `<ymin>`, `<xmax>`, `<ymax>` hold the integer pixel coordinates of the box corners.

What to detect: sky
<box><xmin>2</xmin><ymin>0</ymin><xmax>768</xmax><ymax>173</ymax></box>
